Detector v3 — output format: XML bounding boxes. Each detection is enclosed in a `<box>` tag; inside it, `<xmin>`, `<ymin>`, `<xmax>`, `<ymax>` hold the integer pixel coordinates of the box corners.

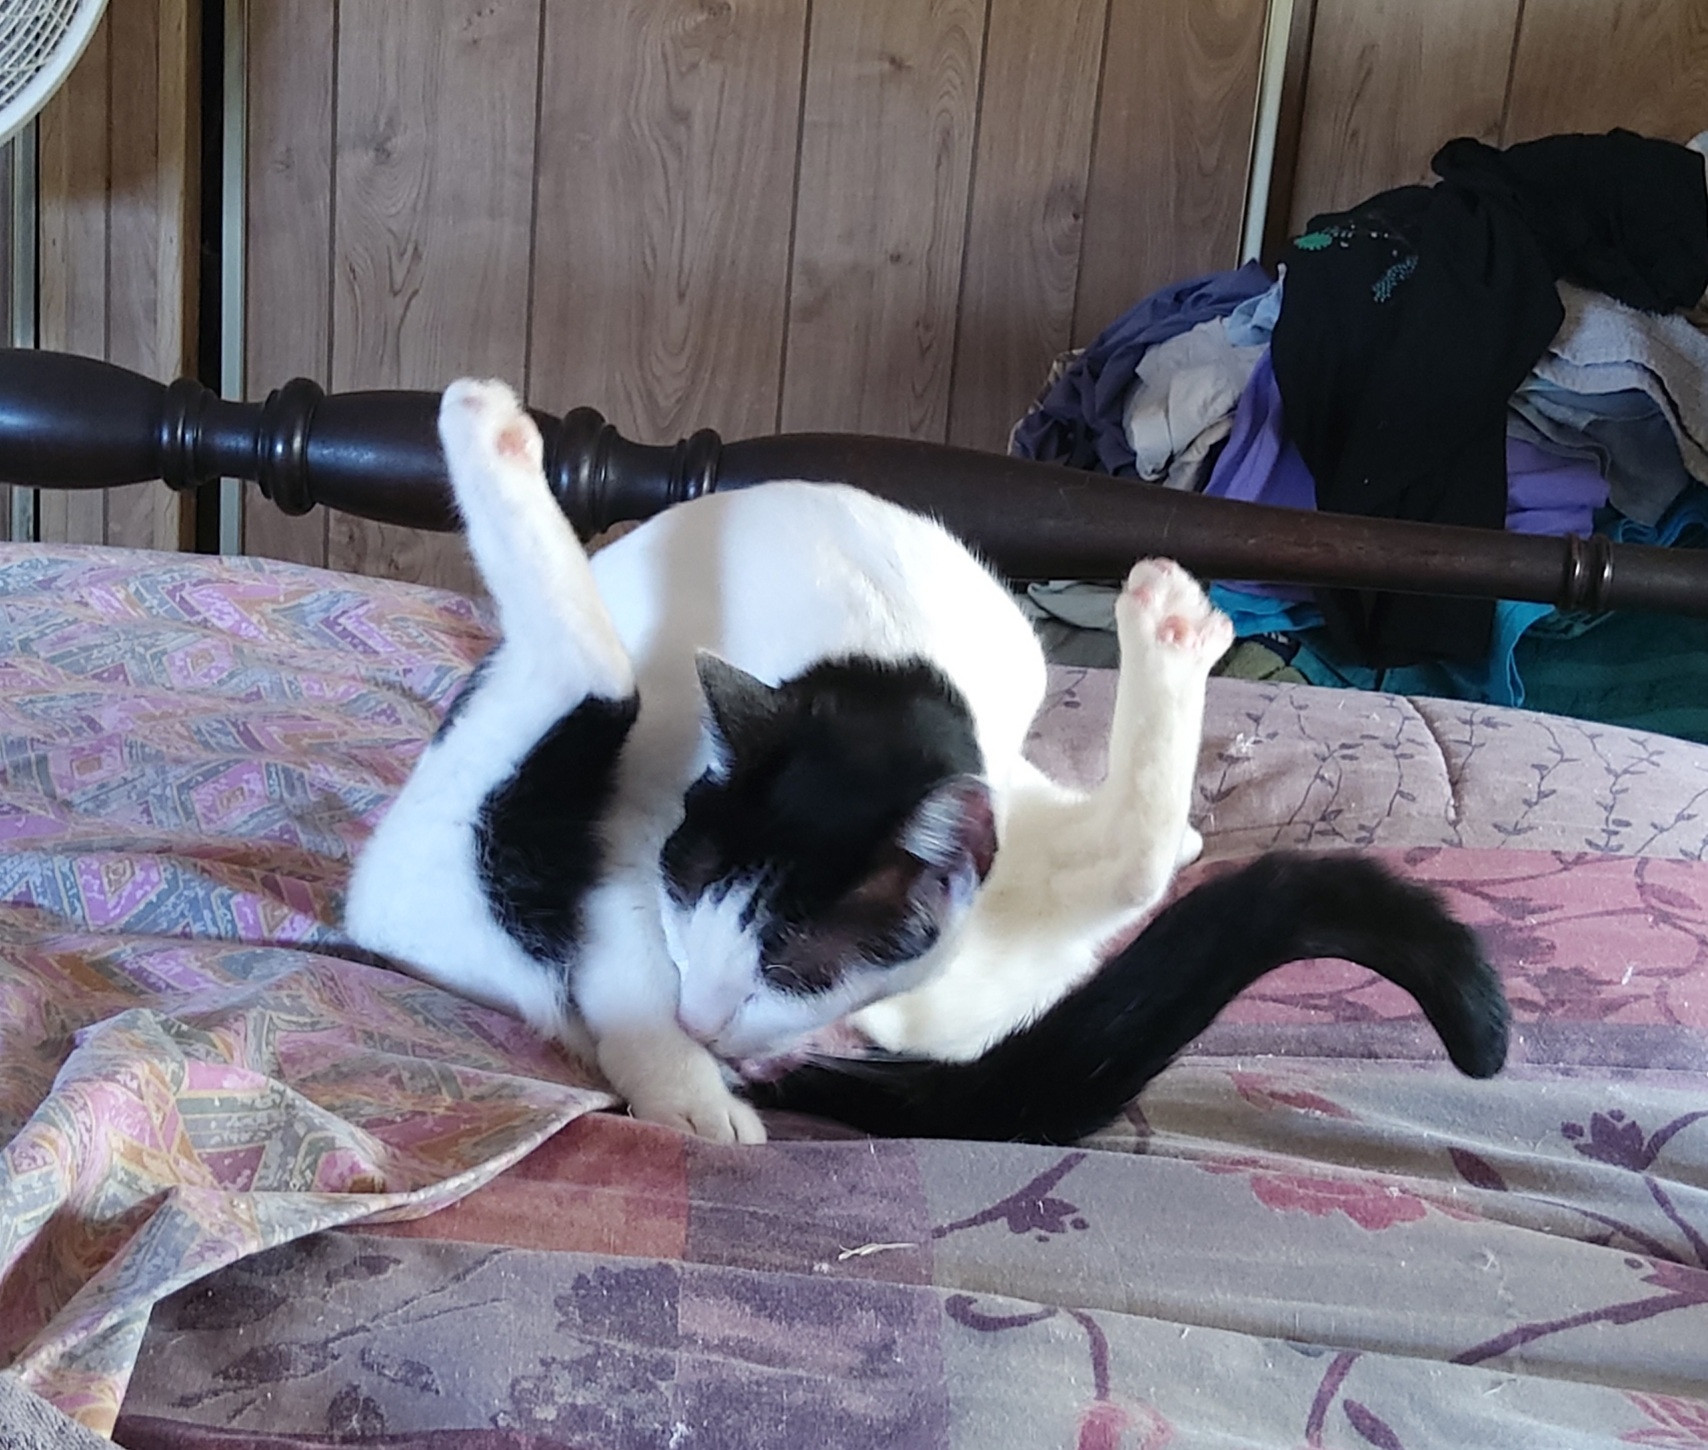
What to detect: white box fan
<box><xmin>0</xmin><ymin>0</ymin><xmax>108</xmax><ymax>147</ymax></box>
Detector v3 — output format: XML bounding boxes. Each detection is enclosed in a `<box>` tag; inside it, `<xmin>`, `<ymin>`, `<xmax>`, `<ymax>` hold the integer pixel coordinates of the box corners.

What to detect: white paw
<box><xmin>438</xmin><ymin>378</ymin><xmax>545</xmax><ymax>491</ymax></box>
<box><xmin>616</xmin><ymin>1047</ymin><xmax>768</xmax><ymax>1145</ymax></box>
<box><xmin>1176</xmin><ymin>823</ymin><xmax>1204</xmax><ymax>867</ymax></box>
<box><xmin>1116</xmin><ymin>559</ymin><xmax>1233</xmax><ymax>671</ymax></box>
<box><xmin>629</xmin><ymin>1081</ymin><xmax>767</xmax><ymax>1145</ymax></box>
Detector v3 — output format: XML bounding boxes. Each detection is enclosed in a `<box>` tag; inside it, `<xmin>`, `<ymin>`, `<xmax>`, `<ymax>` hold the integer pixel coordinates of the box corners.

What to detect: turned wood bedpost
<box><xmin>0</xmin><ymin>346</ymin><xmax>1700</xmax><ymax>618</ymax></box>
<box><xmin>0</xmin><ymin>349</ymin><xmax>724</xmax><ymax>535</ymax></box>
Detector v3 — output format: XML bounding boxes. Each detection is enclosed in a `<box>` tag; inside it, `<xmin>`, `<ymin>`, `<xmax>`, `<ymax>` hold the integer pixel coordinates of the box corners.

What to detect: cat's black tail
<box><xmin>749</xmin><ymin>852</ymin><xmax>1509</xmax><ymax>1144</ymax></box>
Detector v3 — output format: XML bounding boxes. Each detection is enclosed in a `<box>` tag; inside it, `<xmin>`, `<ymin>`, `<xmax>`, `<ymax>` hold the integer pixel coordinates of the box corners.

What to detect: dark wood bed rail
<box><xmin>2</xmin><ymin>347</ymin><xmax>1705</xmax><ymax>616</ymax></box>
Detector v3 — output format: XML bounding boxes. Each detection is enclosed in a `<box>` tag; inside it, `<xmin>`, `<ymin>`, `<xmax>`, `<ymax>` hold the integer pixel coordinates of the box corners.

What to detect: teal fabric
<box><xmin>1210</xmin><ymin>580</ymin><xmax>1708</xmax><ymax>744</ymax></box>
<box><xmin>1209</xmin><ymin>584</ymin><xmax>1551</xmax><ymax>710</ymax></box>
<box><xmin>1210</xmin><ymin>482</ymin><xmax>1708</xmax><ymax>741</ymax></box>
<box><xmin>1207</xmin><ymin>584</ymin><xmax>1321</xmax><ymax>639</ymax></box>
<box><xmin>1516</xmin><ymin>610</ymin><xmax>1708</xmax><ymax>743</ymax></box>
<box><xmin>1290</xmin><ymin>601</ymin><xmax>1556</xmax><ymax>710</ymax></box>
<box><xmin>1600</xmin><ymin>480</ymin><xmax>1708</xmax><ymax>547</ymax></box>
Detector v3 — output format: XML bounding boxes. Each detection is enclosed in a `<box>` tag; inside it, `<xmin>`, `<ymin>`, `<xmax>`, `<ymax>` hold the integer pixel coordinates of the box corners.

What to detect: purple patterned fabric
<box><xmin>0</xmin><ymin>546</ymin><xmax>1700</xmax><ymax>1446</ymax></box>
<box><xmin>119</xmin><ymin>1087</ymin><xmax>1708</xmax><ymax>1449</ymax></box>
<box><xmin>0</xmin><ymin>547</ymin><xmax>611</xmax><ymax>1434</ymax></box>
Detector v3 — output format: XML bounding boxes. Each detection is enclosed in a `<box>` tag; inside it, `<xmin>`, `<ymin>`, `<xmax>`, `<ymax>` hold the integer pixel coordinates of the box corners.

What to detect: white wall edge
<box><xmin>1241</xmin><ymin>0</ymin><xmax>1297</xmax><ymax>264</ymax></box>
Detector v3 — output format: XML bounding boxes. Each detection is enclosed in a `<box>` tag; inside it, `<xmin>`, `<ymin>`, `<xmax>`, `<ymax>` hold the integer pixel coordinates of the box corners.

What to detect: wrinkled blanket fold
<box><xmin>0</xmin><ymin>546</ymin><xmax>1703</xmax><ymax>1444</ymax></box>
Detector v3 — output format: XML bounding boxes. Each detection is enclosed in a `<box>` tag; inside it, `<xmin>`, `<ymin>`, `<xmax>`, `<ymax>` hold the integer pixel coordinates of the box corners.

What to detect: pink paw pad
<box><xmin>1118</xmin><ymin>558</ymin><xmax>1230</xmax><ymax>659</ymax></box>
<box><xmin>496</xmin><ymin>419</ymin><xmax>534</xmax><ymax>458</ymax></box>
<box><xmin>1157</xmin><ymin>615</ymin><xmax>1193</xmax><ymax>647</ymax></box>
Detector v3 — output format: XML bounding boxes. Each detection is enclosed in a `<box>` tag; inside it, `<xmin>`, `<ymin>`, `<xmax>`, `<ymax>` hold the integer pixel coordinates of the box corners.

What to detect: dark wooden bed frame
<box><xmin>3</xmin><ymin>347</ymin><xmax>1707</xmax><ymax>618</ymax></box>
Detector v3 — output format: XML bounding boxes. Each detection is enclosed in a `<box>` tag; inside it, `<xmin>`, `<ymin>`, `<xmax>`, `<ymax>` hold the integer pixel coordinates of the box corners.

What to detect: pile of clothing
<box><xmin>1013</xmin><ymin>128</ymin><xmax>1708</xmax><ymax>740</ymax></box>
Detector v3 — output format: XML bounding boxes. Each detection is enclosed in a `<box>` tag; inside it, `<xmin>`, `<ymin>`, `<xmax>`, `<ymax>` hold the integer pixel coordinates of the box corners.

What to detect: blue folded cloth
<box><xmin>1223</xmin><ymin>275</ymin><xmax>1283</xmax><ymax>347</ymax></box>
<box><xmin>1011</xmin><ymin>264</ymin><xmax>1272</xmax><ymax>476</ymax></box>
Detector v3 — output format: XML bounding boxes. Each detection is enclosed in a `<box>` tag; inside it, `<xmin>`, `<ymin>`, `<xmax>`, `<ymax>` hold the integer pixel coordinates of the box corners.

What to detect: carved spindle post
<box><xmin>0</xmin><ymin>347</ymin><xmax>1704</xmax><ymax>619</ymax></box>
<box><xmin>0</xmin><ymin>349</ymin><xmax>725</xmax><ymax>538</ymax></box>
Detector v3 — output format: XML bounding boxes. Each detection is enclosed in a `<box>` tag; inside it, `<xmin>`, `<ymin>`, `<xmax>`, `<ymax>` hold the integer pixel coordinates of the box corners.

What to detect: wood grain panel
<box><xmin>105</xmin><ymin>0</ymin><xmax>197</xmax><ymax>553</ymax></box>
<box><xmin>243</xmin><ymin>0</ymin><xmax>337</xmax><ymax>568</ymax></box>
<box><xmin>1504</xmin><ymin>0</ymin><xmax>1708</xmax><ymax>144</ymax></box>
<box><xmin>328</xmin><ymin>0</ymin><xmax>541</xmax><ymax>591</ymax></box>
<box><xmin>1</xmin><ymin>141</ymin><xmax>10</xmax><ymax>344</ymax></box>
<box><xmin>780</xmin><ymin>0</ymin><xmax>986</xmax><ymax>439</ymax></box>
<box><xmin>35</xmin><ymin>0</ymin><xmax>197</xmax><ymax>552</ymax></box>
<box><xmin>1074</xmin><ymin>0</ymin><xmax>1267</xmax><ymax>346</ymax></box>
<box><xmin>947</xmin><ymin>0</ymin><xmax>1107</xmax><ymax>451</ymax></box>
<box><xmin>529</xmin><ymin>0</ymin><xmax>808</xmax><ymax>443</ymax></box>
<box><xmin>1287</xmin><ymin>0</ymin><xmax>1523</xmax><ymax>233</ymax></box>
<box><xmin>36</xmin><ymin>14</ymin><xmax>111</xmax><ymax>546</ymax></box>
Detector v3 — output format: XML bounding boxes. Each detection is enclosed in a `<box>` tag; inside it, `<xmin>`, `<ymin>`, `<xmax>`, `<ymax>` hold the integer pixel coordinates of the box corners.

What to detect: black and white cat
<box><xmin>345</xmin><ymin>380</ymin><xmax>1508</xmax><ymax>1146</ymax></box>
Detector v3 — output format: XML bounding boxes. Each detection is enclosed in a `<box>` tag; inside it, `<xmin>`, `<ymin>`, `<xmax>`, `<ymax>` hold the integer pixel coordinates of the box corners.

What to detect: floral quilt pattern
<box><xmin>0</xmin><ymin>545</ymin><xmax>1701</xmax><ymax>1444</ymax></box>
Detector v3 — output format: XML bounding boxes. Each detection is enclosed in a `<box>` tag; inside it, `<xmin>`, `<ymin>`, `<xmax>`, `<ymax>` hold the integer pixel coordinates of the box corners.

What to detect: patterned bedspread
<box><xmin>0</xmin><ymin>545</ymin><xmax>1702</xmax><ymax>1447</ymax></box>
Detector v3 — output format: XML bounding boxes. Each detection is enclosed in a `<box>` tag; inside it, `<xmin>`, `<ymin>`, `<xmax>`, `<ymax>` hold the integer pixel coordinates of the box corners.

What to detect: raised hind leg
<box><xmin>438</xmin><ymin>378</ymin><xmax>634</xmax><ymax>696</ymax></box>
<box><xmin>345</xmin><ymin>380</ymin><xmax>636</xmax><ymax>1030</ymax></box>
<box><xmin>347</xmin><ymin>381</ymin><xmax>764</xmax><ymax>1143</ymax></box>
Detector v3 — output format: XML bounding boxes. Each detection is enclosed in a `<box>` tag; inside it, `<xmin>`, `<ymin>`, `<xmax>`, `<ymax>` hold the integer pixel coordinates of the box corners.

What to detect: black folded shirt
<box><xmin>1271</xmin><ymin>129</ymin><xmax>1708</xmax><ymax>666</ymax></box>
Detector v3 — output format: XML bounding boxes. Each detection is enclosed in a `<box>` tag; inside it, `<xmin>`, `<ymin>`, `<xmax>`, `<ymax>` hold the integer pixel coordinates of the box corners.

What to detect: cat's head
<box><xmin>658</xmin><ymin>652</ymin><xmax>998</xmax><ymax>1063</ymax></box>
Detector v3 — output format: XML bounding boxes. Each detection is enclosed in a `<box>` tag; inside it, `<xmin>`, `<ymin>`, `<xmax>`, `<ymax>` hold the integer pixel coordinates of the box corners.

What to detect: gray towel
<box><xmin>1508</xmin><ymin>377</ymin><xmax>1694</xmax><ymax>525</ymax></box>
<box><xmin>1530</xmin><ymin>282</ymin><xmax>1708</xmax><ymax>501</ymax></box>
<box><xmin>0</xmin><ymin>1374</ymin><xmax>109</xmax><ymax>1450</ymax></box>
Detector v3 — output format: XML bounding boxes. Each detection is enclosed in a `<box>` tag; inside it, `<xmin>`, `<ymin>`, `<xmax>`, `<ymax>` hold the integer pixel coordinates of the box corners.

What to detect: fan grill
<box><xmin>0</xmin><ymin>0</ymin><xmax>93</xmax><ymax>124</ymax></box>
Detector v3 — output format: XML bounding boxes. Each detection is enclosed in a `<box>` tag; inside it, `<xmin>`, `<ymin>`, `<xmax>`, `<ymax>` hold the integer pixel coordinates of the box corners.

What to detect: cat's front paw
<box><xmin>629</xmin><ymin>1079</ymin><xmax>768</xmax><ymax>1145</ymax></box>
<box><xmin>1116</xmin><ymin>558</ymin><xmax>1233</xmax><ymax>672</ymax></box>
<box><xmin>607</xmin><ymin>1040</ymin><xmax>768</xmax><ymax>1145</ymax></box>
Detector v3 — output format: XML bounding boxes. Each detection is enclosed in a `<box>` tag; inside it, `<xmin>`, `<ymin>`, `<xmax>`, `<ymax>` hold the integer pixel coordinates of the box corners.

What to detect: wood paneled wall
<box><xmin>241</xmin><ymin>0</ymin><xmax>1273</xmax><ymax>582</ymax></box>
<box><xmin>31</xmin><ymin>0</ymin><xmax>200</xmax><ymax>552</ymax></box>
<box><xmin>1288</xmin><ymin>0</ymin><xmax>1708</xmax><ymax>230</ymax></box>
<box><xmin>1</xmin><ymin>144</ymin><xmax>11</xmax><ymax>345</ymax></box>
<box><xmin>1075</xmin><ymin>0</ymin><xmax>1267</xmax><ymax>348</ymax></box>
<box><xmin>19</xmin><ymin>0</ymin><xmax>1707</xmax><ymax>584</ymax></box>
<box><xmin>1503</xmin><ymin>0</ymin><xmax>1708</xmax><ymax>143</ymax></box>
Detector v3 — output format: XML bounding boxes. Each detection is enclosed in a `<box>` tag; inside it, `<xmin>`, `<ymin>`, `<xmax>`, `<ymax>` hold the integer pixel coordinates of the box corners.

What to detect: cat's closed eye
<box><xmin>759</xmin><ymin>898</ymin><xmax>941</xmax><ymax>998</ymax></box>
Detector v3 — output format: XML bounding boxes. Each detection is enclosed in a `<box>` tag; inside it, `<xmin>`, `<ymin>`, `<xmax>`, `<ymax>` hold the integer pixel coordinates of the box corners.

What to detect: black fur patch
<box><xmin>660</xmin><ymin>655</ymin><xmax>984</xmax><ymax>989</ymax></box>
<box><xmin>432</xmin><ymin>655</ymin><xmax>494</xmax><ymax>742</ymax></box>
<box><xmin>476</xmin><ymin>693</ymin><xmax>640</xmax><ymax>963</ymax></box>
<box><xmin>753</xmin><ymin>851</ymin><xmax>1510</xmax><ymax>1141</ymax></box>
<box><xmin>758</xmin><ymin>856</ymin><xmax>944</xmax><ymax>994</ymax></box>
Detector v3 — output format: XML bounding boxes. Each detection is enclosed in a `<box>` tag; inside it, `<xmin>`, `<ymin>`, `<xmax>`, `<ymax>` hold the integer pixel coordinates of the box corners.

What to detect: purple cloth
<box><xmin>1200</xmin><ymin>352</ymin><xmax>1318</xmax><ymax>602</ymax></box>
<box><xmin>1202</xmin><ymin>351</ymin><xmax>1315</xmax><ymax>512</ymax></box>
<box><xmin>1504</xmin><ymin>435</ymin><xmax>1610</xmax><ymax>535</ymax></box>
<box><xmin>1011</xmin><ymin>263</ymin><xmax>1272</xmax><ymax>476</ymax></box>
<box><xmin>1203</xmin><ymin>353</ymin><xmax>1609</xmax><ymax>600</ymax></box>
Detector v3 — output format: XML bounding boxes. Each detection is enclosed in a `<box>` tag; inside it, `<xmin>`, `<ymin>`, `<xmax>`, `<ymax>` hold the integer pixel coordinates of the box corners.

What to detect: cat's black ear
<box><xmin>695</xmin><ymin>651</ymin><xmax>784</xmax><ymax>754</ymax></box>
<box><xmin>898</xmin><ymin>775</ymin><xmax>998</xmax><ymax>886</ymax></box>
<box><xmin>838</xmin><ymin>776</ymin><xmax>997</xmax><ymax>937</ymax></box>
